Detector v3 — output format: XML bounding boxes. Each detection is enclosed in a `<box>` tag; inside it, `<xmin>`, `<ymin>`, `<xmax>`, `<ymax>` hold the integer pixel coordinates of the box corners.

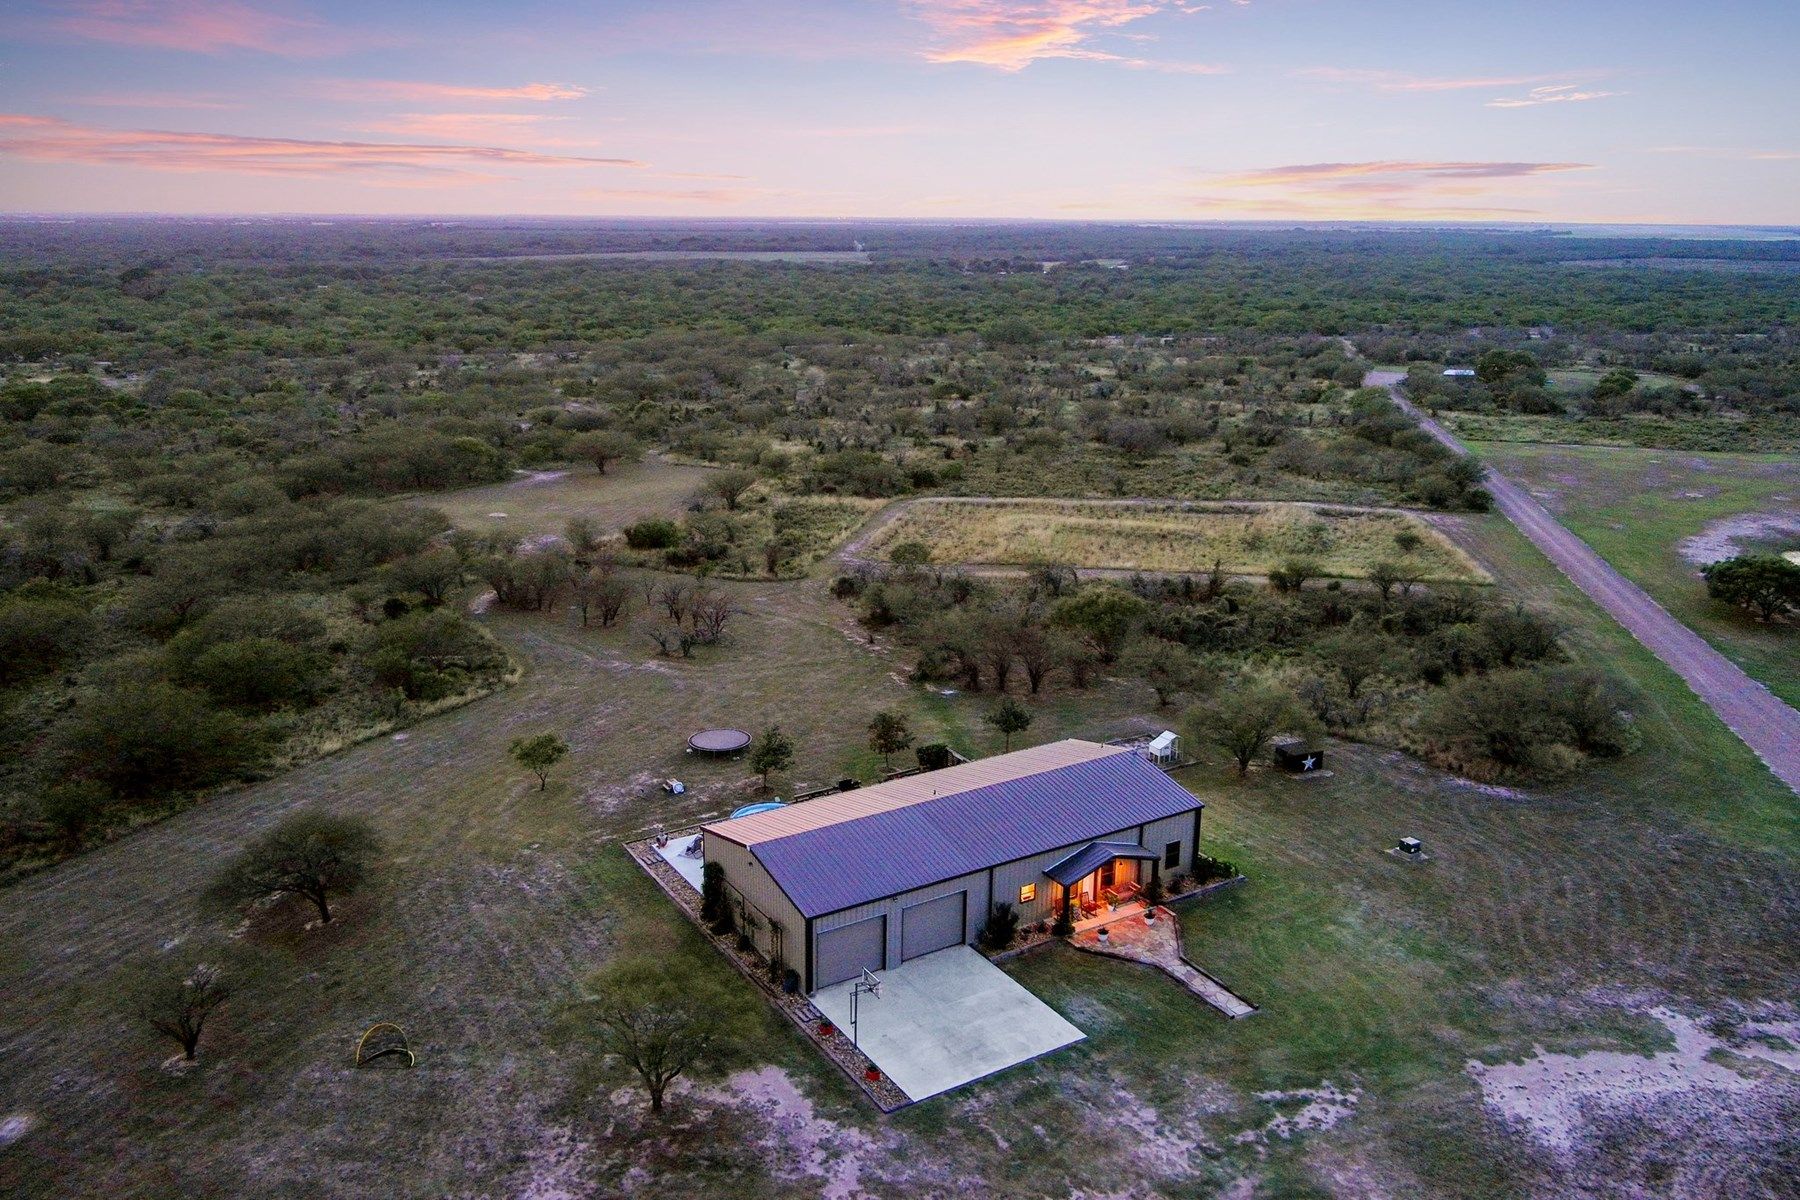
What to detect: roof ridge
<box><xmin>704</xmin><ymin>739</ymin><xmax>1126</xmax><ymax>847</ymax></box>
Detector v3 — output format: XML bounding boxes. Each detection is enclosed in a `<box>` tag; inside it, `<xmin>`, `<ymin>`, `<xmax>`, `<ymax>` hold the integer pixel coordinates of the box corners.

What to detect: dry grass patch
<box><xmin>867</xmin><ymin>499</ymin><xmax>1488</xmax><ymax>583</ymax></box>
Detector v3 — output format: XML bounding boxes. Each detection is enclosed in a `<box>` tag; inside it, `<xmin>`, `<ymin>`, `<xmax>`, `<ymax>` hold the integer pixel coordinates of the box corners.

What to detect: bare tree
<box><xmin>691</xmin><ymin>591</ymin><xmax>741</xmax><ymax>644</ymax></box>
<box><xmin>574</xmin><ymin>568</ymin><xmax>632</xmax><ymax>627</ymax></box>
<box><xmin>125</xmin><ymin>942</ymin><xmax>252</xmax><ymax>1063</ymax></box>
<box><xmin>1014</xmin><ymin>623</ymin><xmax>1056</xmax><ymax>694</ymax></box>
<box><xmin>654</xmin><ymin>580</ymin><xmax>694</xmax><ymax>625</ymax></box>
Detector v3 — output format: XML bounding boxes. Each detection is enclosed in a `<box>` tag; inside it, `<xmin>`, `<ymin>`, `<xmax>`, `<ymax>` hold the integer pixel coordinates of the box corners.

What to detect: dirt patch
<box><xmin>515</xmin><ymin>1124</ymin><xmax>594</xmax><ymax>1200</ymax></box>
<box><xmin>0</xmin><ymin>1113</ymin><xmax>34</xmax><ymax>1149</ymax></box>
<box><xmin>711</xmin><ymin>1066</ymin><xmax>888</xmax><ymax>1200</ymax></box>
<box><xmin>1676</xmin><ymin>510</ymin><xmax>1800</xmax><ymax>566</ymax></box>
<box><xmin>1234</xmin><ymin>1082</ymin><xmax>1362</xmax><ymax>1149</ymax></box>
<box><xmin>1467</xmin><ymin>1007</ymin><xmax>1797</xmax><ymax>1152</ymax></box>
<box><xmin>512</xmin><ymin>470</ymin><xmax>571</xmax><ymax>488</ymax></box>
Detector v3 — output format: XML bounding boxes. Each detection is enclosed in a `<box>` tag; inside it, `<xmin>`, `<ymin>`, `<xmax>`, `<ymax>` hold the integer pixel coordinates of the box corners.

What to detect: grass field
<box><xmin>1471</xmin><ymin>441</ymin><xmax>1800</xmax><ymax>707</ymax></box>
<box><xmin>1445</xmin><ymin>411</ymin><xmax>1800</xmax><ymax>454</ymax></box>
<box><xmin>864</xmin><ymin>498</ymin><xmax>1489</xmax><ymax>583</ymax></box>
<box><xmin>419</xmin><ymin>454</ymin><xmax>715</xmax><ymax>540</ymax></box>
<box><xmin>0</xmin><ymin>497</ymin><xmax>1794</xmax><ymax>1196</ymax></box>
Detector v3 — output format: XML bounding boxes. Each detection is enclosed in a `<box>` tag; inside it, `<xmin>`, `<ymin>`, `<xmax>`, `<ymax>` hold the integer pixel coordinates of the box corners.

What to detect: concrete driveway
<box><xmin>810</xmin><ymin>945</ymin><xmax>1084</xmax><ymax>1102</ymax></box>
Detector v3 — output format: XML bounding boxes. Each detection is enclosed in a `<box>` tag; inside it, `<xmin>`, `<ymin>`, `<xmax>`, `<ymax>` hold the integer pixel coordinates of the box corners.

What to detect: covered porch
<box><xmin>1044</xmin><ymin>839</ymin><xmax>1161</xmax><ymax>928</ymax></box>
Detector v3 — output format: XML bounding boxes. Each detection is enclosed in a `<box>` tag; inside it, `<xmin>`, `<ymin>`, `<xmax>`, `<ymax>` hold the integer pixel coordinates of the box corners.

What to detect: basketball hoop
<box><xmin>849</xmin><ymin>969</ymin><xmax>882</xmax><ymax>1049</ymax></box>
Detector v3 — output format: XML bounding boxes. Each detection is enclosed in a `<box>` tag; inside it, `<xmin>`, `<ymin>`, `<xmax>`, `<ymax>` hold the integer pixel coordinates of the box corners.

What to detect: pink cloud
<box><xmin>49</xmin><ymin>0</ymin><xmax>353</xmax><ymax>56</ymax></box>
<box><xmin>1486</xmin><ymin>84</ymin><xmax>1622</xmax><ymax>109</ymax></box>
<box><xmin>356</xmin><ymin>113</ymin><xmax>562</xmax><ymax>140</ymax></box>
<box><xmin>67</xmin><ymin>91</ymin><xmax>239</xmax><ymax>109</ymax></box>
<box><xmin>324</xmin><ymin>80</ymin><xmax>590</xmax><ymax>103</ymax></box>
<box><xmin>1213</xmin><ymin>160</ymin><xmax>1593</xmax><ymax>188</ymax></box>
<box><xmin>907</xmin><ymin>1</ymin><xmax>1222</xmax><ymax>72</ymax></box>
<box><xmin>1295</xmin><ymin>68</ymin><xmax>1565</xmax><ymax>93</ymax></box>
<box><xmin>0</xmin><ymin>113</ymin><xmax>645</xmax><ymax>178</ymax></box>
<box><xmin>1193</xmin><ymin>158</ymin><xmax>1595</xmax><ymax>218</ymax></box>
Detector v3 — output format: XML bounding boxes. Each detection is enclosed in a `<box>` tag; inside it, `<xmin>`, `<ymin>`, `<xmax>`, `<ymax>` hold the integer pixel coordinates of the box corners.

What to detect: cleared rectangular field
<box><xmin>866</xmin><ymin>499</ymin><xmax>1488</xmax><ymax>583</ymax></box>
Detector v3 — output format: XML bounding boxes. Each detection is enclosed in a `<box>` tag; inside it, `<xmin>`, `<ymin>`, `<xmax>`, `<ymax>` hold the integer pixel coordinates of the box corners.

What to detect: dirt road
<box><xmin>1366</xmin><ymin>370</ymin><xmax>1800</xmax><ymax>795</ymax></box>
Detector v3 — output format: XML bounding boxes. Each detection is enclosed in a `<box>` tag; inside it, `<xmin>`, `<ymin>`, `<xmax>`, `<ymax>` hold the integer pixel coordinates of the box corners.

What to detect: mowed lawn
<box><xmin>1473</xmin><ymin>441</ymin><xmax>1800</xmax><ymax>707</ymax></box>
<box><xmin>0</xmin><ymin>508</ymin><xmax>1793</xmax><ymax>1196</ymax></box>
<box><xmin>865</xmin><ymin>498</ymin><xmax>1489</xmax><ymax>583</ymax></box>
<box><xmin>417</xmin><ymin>453</ymin><xmax>716</xmax><ymax>540</ymax></box>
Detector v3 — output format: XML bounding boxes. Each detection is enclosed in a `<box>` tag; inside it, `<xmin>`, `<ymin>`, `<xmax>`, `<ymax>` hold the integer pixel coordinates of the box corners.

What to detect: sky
<box><xmin>0</xmin><ymin>0</ymin><xmax>1796</xmax><ymax>223</ymax></box>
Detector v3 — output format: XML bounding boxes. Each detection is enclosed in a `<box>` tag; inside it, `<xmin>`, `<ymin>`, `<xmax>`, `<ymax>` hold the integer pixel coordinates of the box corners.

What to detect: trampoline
<box><xmin>688</xmin><ymin>728</ymin><xmax>752</xmax><ymax>755</ymax></box>
<box><xmin>730</xmin><ymin>801</ymin><xmax>786</xmax><ymax>819</ymax></box>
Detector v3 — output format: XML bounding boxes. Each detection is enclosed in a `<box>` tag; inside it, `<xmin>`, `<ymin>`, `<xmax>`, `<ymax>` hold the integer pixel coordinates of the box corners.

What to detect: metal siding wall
<box><xmin>706</xmin><ymin>838</ymin><xmax>803</xmax><ymax>965</ymax></box>
<box><xmin>805</xmin><ymin>803</ymin><xmax>1201</xmax><ymax>967</ymax></box>
<box><xmin>813</xmin><ymin>869</ymin><xmax>987</xmax><ymax>968</ymax></box>
<box><xmin>1141</xmin><ymin>812</ymin><xmax>1198</xmax><ymax>874</ymax></box>
<box><xmin>990</xmin><ymin>824</ymin><xmax>1135</xmax><ymax>926</ymax></box>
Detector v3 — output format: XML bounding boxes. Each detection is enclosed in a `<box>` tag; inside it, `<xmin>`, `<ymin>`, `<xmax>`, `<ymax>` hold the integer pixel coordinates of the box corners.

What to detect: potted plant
<box><xmin>864</xmin><ymin>1066</ymin><xmax>881</xmax><ymax>1083</ymax></box>
<box><xmin>818</xmin><ymin>1020</ymin><xmax>835</xmax><ymax>1037</ymax></box>
<box><xmin>1144</xmin><ymin>906</ymin><xmax>1157</xmax><ymax>923</ymax></box>
<box><xmin>1097</xmin><ymin>925</ymin><xmax>1110</xmax><ymax>944</ymax></box>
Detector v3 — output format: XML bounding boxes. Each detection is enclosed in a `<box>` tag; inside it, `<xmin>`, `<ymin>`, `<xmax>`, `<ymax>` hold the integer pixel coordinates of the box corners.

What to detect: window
<box><xmin>1164</xmin><ymin>841</ymin><xmax>1181</xmax><ymax>869</ymax></box>
<box><xmin>1018</xmin><ymin>883</ymin><xmax>1037</xmax><ymax>904</ymax></box>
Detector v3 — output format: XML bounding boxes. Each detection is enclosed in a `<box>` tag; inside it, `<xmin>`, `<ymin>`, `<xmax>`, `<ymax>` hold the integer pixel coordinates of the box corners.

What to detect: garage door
<box><xmin>815</xmin><ymin>916</ymin><xmax>886</xmax><ymax>989</ymax></box>
<box><xmin>901</xmin><ymin>891</ymin><xmax>966</xmax><ymax>961</ymax></box>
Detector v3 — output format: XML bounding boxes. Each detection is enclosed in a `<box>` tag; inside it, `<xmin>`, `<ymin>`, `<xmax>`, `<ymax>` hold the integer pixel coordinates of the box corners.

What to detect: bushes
<box><xmin>359</xmin><ymin>610</ymin><xmax>506</xmax><ymax>701</ymax></box>
<box><xmin>51</xmin><ymin>677</ymin><xmax>265</xmax><ymax>799</ymax></box>
<box><xmin>977</xmin><ymin>901</ymin><xmax>1020</xmax><ymax>951</ymax></box>
<box><xmin>916</xmin><ymin>742</ymin><xmax>953</xmax><ymax>770</ymax></box>
<box><xmin>1416</xmin><ymin>666</ymin><xmax>1632</xmax><ymax>778</ymax></box>
<box><xmin>623</xmin><ymin>518</ymin><xmax>680</xmax><ymax>550</ymax></box>
<box><xmin>1191</xmin><ymin>854</ymin><xmax>1238</xmax><ymax>884</ymax></box>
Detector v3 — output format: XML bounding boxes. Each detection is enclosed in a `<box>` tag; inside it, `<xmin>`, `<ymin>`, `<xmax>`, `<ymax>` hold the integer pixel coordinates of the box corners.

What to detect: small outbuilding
<box><xmin>1272</xmin><ymin>739</ymin><xmax>1324</xmax><ymax>774</ymax></box>
<box><xmin>1442</xmin><ymin>367</ymin><xmax>1477</xmax><ymax>378</ymax></box>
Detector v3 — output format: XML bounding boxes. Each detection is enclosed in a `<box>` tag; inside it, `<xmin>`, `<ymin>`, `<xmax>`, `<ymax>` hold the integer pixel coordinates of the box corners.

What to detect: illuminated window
<box><xmin>1019</xmin><ymin>883</ymin><xmax>1037</xmax><ymax>904</ymax></box>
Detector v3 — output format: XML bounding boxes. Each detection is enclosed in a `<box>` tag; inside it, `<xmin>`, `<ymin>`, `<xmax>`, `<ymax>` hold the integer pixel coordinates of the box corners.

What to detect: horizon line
<box><xmin>3</xmin><ymin>211</ymin><xmax>1798</xmax><ymax>231</ymax></box>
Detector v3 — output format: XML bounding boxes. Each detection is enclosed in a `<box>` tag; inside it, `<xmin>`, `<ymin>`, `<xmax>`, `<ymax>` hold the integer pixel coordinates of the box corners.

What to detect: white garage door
<box><xmin>815</xmin><ymin>916</ymin><xmax>886</xmax><ymax>989</ymax></box>
<box><xmin>901</xmin><ymin>891</ymin><xmax>966</xmax><ymax>961</ymax></box>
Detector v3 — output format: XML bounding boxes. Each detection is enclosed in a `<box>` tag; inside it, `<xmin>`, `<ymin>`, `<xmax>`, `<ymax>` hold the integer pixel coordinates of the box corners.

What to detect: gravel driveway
<box><xmin>1366</xmin><ymin>371</ymin><xmax>1800</xmax><ymax>795</ymax></box>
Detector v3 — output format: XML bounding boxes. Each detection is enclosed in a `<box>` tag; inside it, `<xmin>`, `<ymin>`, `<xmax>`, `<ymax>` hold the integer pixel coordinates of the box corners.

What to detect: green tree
<box><xmin>703</xmin><ymin>468</ymin><xmax>757</xmax><ymax>511</ymax></box>
<box><xmin>510</xmin><ymin>732</ymin><xmax>571</xmax><ymax>790</ymax></box>
<box><xmin>749</xmin><ymin>725</ymin><xmax>795</xmax><ymax>792</ymax></box>
<box><xmin>1188</xmin><ymin>676</ymin><xmax>1318</xmax><ymax>777</ymax></box>
<box><xmin>53</xmin><ymin>678</ymin><xmax>263</xmax><ymax>799</ymax></box>
<box><xmin>208</xmin><ymin>812</ymin><xmax>381</xmax><ymax>925</ymax></box>
<box><xmin>984</xmin><ymin>696</ymin><xmax>1033</xmax><ymax>751</ymax></box>
<box><xmin>570</xmin><ymin>430</ymin><xmax>643</xmax><ymax>475</ymax></box>
<box><xmin>1701</xmin><ymin>554</ymin><xmax>1800</xmax><ymax>621</ymax></box>
<box><xmin>180</xmin><ymin>637</ymin><xmax>328</xmax><ymax>712</ymax></box>
<box><xmin>582</xmin><ymin>953</ymin><xmax>745</xmax><ymax>1114</ymax></box>
<box><xmin>888</xmin><ymin>540</ymin><xmax>933</xmax><ymax>568</ymax></box>
<box><xmin>384</xmin><ymin>547</ymin><xmax>464</xmax><ymax>607</ymax></box>
<box><xmin>867</xmin><ymin>710</ymin><xmax>914</xmax><ymax>768</ymax></box>
<box><xmin>1121</xmin><ymin>638</ymin><xmax>1208</xmax><ymax>708</ymax></box>
<box><xmin>1049</xmin><ymin>584</ymin><xmax>1147</xmax><ymax>661</ymax></box>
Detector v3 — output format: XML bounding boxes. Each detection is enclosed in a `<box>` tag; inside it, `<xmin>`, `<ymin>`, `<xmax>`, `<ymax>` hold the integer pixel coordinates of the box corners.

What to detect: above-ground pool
<box><xmin>730</xmin><ymin>801</ymin><xmax>786</xmax><ymax>819</ymax></box>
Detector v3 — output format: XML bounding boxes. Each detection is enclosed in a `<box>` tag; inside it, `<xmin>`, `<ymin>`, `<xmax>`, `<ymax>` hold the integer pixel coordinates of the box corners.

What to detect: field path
<box><xmin>1367</xmin><ymin>370</ymin><xmax>1800</xmax><ymax>795</ymax></box>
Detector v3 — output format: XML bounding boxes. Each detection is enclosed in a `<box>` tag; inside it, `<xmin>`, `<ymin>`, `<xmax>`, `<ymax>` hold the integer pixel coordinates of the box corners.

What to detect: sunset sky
<box><xmin>1</xmin><ymin>0</ymin><xmax>1795</xmax><ymax>223</ymax></box>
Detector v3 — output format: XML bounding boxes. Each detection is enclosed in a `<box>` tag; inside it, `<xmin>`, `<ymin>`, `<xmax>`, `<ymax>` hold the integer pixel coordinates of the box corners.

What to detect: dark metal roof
<box><xmin>1043</xmin><ymin>840</ymin><xmax>1160</xmax><ymax>887</ymax></box>
<box><xmin>750</xmin><ymin>751</ymin><xmax>1202</xmax><ymax>917</ymax></box>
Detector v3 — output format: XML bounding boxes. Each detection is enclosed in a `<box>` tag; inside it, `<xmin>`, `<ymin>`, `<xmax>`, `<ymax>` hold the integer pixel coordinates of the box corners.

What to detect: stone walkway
<box><xmin>1068</xmin><ymin>909</ymin><xmax>1257</xmax><ymax>1018</ymax></box>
